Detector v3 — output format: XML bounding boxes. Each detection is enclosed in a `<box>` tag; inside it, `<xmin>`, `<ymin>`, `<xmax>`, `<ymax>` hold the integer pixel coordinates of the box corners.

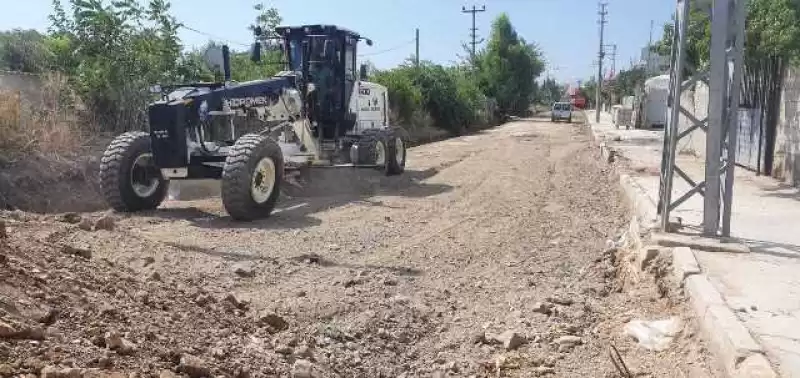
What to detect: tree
<box><xmin>250</xmin><ymin>3</ymin><xmax>282</xmax><ymax>37</ymax></box>
<box><xmin>540</xmin><ymin>78</ymin><xmax>563</xmax><ymax>104</ymax></box>
<box><xmin>653</xmin><ymin>4</ymin><xmax>710</xmax><ymax>72</ymax></box>
<box><xmin>580</xmin><ymin>77</ymin><xmax>610</xmax><ymax>109</ymax></box>
<box><xmin>0</xmin><ymin>29</ymin><xmax>52</xmax><ymax>73</ymax></box>
<box><xmin>476</xmin><ymin>13</ymin><xmax>544</xmax><ymax>116</ymax></box>
<box><xmin>610</xmin><ymin>67</ymin><xmax>646</xmax><ymax>100</ymax></box>
<box><xmin>47</xmin><ymin>0</ymin><xmax>184</xmax><ymax>131</ymax></box>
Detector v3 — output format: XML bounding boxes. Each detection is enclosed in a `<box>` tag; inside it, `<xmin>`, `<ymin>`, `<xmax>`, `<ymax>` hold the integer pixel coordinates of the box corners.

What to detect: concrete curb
<box><xmin>583</xmin><ymin>111</ymin><xmax>779</xmax><ymax>378</ymax></box>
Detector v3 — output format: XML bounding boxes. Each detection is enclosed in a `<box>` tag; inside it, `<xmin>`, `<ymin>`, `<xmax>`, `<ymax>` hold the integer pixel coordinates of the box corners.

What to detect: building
<box><xmin>639</xmin><ymin>46</ymin><xmax>670</xmax><ymax>74</ymax></box>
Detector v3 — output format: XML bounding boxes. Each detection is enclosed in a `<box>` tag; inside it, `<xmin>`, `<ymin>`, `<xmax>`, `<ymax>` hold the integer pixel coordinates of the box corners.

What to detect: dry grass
<box><xmin>0</xmin><ymin>72</ymin><xmax>83</xmax><ymax>158</ymax></box>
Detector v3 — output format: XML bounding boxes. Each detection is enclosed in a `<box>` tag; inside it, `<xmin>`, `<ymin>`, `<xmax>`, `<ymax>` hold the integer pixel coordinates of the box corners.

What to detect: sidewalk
<box><xmin>586</xmin><ymin>110</ymin><xmax>800</xmax><ymax>377</ymax></box>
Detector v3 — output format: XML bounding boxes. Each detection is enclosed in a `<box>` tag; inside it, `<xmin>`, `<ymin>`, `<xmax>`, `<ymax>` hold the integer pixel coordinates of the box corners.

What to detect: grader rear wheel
<box><xmin>371</xmin><ymin>132</ymin><xmax>406</xmax><ymax>176</ymax></box>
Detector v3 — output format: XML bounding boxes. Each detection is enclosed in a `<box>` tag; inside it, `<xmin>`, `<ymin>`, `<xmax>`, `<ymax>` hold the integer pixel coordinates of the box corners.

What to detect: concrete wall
<box><xmin>776</xmin><ymin>67</ymin><xmax>800</xmax><ymax>186</ymax></box>
<box><xmin>0</xmin><ymin>71</ymin><xmax>43</xmax><ymax>106</ymax></box>
<box><xmin>675</xmin><ymin>81</ymin><xmax>709</xmax><ymax>158</ymax></box>
<box><xmin>673</xmin><ymin>66</ymin><xmax>800</xmax><ymax>187</ymax></box>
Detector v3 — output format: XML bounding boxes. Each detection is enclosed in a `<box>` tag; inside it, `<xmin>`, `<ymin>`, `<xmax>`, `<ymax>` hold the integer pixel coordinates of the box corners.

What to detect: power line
<box><xmin>358</xmin><ymin>39</ymin><xmax>416</xmax><ymax>57</ymax></box>
<box><xmin>179</xmin><ymin>24</ymin><xmax>251</xmax><ymax>48</ymax></box>
<box><xmin>461</xmin><ymin>5</ymin><xmax>486</xmax><ymax>60</ymax></box>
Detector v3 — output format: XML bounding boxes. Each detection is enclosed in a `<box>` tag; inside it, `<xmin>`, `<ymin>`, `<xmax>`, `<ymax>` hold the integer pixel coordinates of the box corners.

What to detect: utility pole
<box><xmin>462</xmin><ymin>5</ymin><xmax>486</xmax><ymax>60</ymax></box>
<box><xmin>596</xmin><ymin>1</ymin><xmax>608</xmax><ymax>122</ymax></box>
<box><xmin>603</xmin><ymin>43</ymin><xmax>617</xmax><ymax>77</ymax></box>
<box><xmin>647</xmin><ymin>20</ymin><xmax>654</xmax><ymax>74</ymax></box>
<box><xmin>611</xmin><ymin>44</ymin><xmax>617</xmax><ymax>76</ymax></box>
<box><xmin>657</xmin><ymin>0</ymin><xmax>746</xmax><ymax>237</ymax></box>
<box><xmin>415</xmin><ymin>28</ymin><xmax>420</xmax><ymax>67</ymax></box>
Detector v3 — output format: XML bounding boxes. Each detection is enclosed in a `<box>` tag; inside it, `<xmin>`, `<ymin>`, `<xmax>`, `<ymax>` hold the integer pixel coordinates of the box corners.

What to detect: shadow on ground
<box><xmin>160</xmin><ymin>240</ymin><xmax>424</xmax><ymax>276</ymax></box>
<box><xmin>740</xmin><ymin>238</ymin><xmax>800</xmax><ymax>259</ymax></box>
<box><xmin>141</xmin><ymin>168</ymin><xmax>452</xmax><ymax>230</ymax></box>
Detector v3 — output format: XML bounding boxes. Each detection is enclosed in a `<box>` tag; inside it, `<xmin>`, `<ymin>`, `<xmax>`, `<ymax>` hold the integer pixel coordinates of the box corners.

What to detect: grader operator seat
<box><xmin>268</xmin><ymin>25</ymin><xmax>372</xmax><ymax>139</ymax></box>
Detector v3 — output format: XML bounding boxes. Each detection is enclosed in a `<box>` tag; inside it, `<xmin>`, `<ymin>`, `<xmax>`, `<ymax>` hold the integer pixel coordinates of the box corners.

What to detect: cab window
<box><xmin>345</xmin><ymin>43</ymin><xmax>355</xmax><ymax>80</ymax></box>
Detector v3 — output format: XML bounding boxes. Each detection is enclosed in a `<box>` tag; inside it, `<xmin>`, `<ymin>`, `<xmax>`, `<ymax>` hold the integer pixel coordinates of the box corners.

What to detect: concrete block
<box><xmin>685</xmin><ymin>275</ymin><xmax>725</xmax><ymax>310</ymax></box>
<box><xmin>686</xmin><ymin>275</ymin><xmax>765</xmax><ymax>376</ymax></box>
<box><xmin>733</xmin><ymin>353</ymin><xmax>777</xmax><ymax>378</ymax></box>
<box><xmin>619</xmin><ymin>174</ymin><xmax>658</xmax><ymax>228</ymax></box>
<box><xmin>672</xmin><ymin>247</ymin><xmax>701</xmax><ymax>285</ymax></box>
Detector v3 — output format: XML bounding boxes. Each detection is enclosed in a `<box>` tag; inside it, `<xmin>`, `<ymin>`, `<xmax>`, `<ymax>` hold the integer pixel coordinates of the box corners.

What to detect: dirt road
<box><xmin>1</xmin><ymin>116</ymin><xmax>717</xmax><ymax>377</ymax></box>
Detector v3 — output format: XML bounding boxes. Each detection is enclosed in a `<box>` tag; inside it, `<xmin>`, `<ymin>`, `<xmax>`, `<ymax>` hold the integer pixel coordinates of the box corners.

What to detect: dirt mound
<box><xmin>0</xmin><ymin>154</ymin><xmax>105</xmax><ymax>214</ymax></box>
<box><xmin>0</xmin><ymin>212</ymin><xmax>292</xmax><ymax>377</ymax></box>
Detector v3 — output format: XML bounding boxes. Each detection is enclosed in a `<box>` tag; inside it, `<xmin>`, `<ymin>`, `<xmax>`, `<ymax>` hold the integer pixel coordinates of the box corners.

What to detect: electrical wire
<box><xmin>181</xmin><ymin>22</ymin><xmax>413</xmax><ymax>59</ymax></box>
<box><xmin>358</xmin><ymin>39</ymin><xmax>416</xmax><ymax>57</ymax></box>
<box><xmin>179</xmin><ymin>24</ymin><xmax>251</xmax><ymax>48</ymax></box>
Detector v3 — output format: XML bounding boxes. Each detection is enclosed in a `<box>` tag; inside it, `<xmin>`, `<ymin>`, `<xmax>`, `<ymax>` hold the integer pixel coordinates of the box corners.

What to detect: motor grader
<box><xmin>99</xmin><ymin>24</ymin><xmax>407</xmax><ymax>221</ymax></box>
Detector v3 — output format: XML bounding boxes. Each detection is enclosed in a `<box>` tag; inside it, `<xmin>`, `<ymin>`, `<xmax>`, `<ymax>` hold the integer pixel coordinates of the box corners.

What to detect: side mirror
<box><xmin>203</xmin><ymin>45</ymin><xmax>225</xmax><ymax>72</ymax></box>
<box><xmin>323</xmin><ymin>40</ymin><xmax>334</xmax><ymax>59</ymax></box>
<box><xmin>222</xmin><ymin>45</ymin><xmax>231</xmax><ymax>82</ymax></box>
<box><xmin>359</xmin><ymin>64</ymin><xmax>368</xmax><ymax>81</ymax></box>
<box><xmin>250</xmin><ymin>41</ymin><xmax>262</xmax><ymax>63</ymax></box>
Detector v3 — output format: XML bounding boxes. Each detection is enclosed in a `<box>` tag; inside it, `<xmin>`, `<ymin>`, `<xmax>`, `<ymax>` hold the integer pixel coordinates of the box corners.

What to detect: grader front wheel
<box><xmin>99</xmin><ymin>131</ymin><xmax>169</xmax><ymax>212</ymax></box>
<box><xmin>221</xmin><ymin>134</ymin><xmax>284</xmax><ymax>221</ymax></box>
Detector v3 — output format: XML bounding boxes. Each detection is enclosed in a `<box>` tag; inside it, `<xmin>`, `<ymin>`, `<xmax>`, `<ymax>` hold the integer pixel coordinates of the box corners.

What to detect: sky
<box><xmin>0</xmin><ymin>0</ymin><xmax>676</xmax><ymax>87</ymax></box>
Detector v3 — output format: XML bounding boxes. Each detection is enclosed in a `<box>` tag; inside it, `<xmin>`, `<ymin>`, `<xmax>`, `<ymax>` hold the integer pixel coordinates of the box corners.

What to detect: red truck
<box><xmin>566</xmin><ymin>86</ymin><xmax>586</xmax><ymax>109</ymax></box>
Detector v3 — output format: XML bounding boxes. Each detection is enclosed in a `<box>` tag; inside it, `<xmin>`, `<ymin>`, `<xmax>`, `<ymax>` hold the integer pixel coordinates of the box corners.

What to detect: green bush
<box><xmin>371</xmin><ymin>61</ymin><xmax>487</xmax><ymax>135</ymax></box>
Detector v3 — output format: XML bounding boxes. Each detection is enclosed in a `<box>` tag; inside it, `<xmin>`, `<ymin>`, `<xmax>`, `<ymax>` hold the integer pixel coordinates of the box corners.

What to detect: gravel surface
<box><xmin>0</xmin><ymin>116</ymin><xmax>718</xmax><ymax>377</ymax></box>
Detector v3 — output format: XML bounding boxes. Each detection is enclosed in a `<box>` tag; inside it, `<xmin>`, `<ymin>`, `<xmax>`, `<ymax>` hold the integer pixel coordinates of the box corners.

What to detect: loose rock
<box><xmin>534</xmin><ymin>366</ymin><xmax>555</xmax><ymax>376</ymax></box>
<box><xmin>232</xmin><ymin>262</ymin><xmax>257</xmax><ymax>278</ymax></box>
<box><xmin>0</xmin><ymin>320</ymin><xmax>16</xmax><ymax>338</ymax></box>
<box><xmin>62</xmin><ymin>244</ymin><xmax>92</xmax><ymax>259</ymax></box>
<box><xmin>222</xmin><ymin>293</ymin><xmax>248</xmax><ymax>311</ymax></box>
<box><xmin>40</xmin><ymin>366</ymin><xmax>82</xmax><ymax>378</ymax></box>
<box><xmin>546</xmin><ymin>295</ymin><xmax>574</xmax><ymax>306</ymax></box>
<box><xmin>291</xmin><ymin>359</ymin><xmax>314</xmax><ymax>378</ymax></box>
<box><xmin>178</xmin><ymin>354</ymin><xmax>211</xmax><ymax>378</ymax></box>
<box><xmin>143</xmin><ymin>257</ymin><xmax>155</xmax><ymax>267</ymax></box>
<box><xmin>532</xmin><ymin>301</ymin><xmax>554</xmax><ymax>315</ymax></box>
<box><xmin>158</xmin><ymin>371</ymin><xmax>179</xmax><ymax>378</ymax></box>
<box><xmin>555</xmin><ymin>335</ymin><xmax>582</xmax><ymax>352</ymax></box>
<box><xmin>0</xmin><ymin>320</ymin><xmax>43</xmax><ymax>340</ymax></box>
<box><xmin>78</xmin><ymin>218</ymin><xmax>93</xmax><ymax>231</ymax></box>
<box><xmin>105</xmin><ymin>331</ymin><xmax>136</xmax><ymax>355</ymax></box>
<box><xmin>82</xmin><ymin>369</ymin><xmax>127</xmax><ymax>378</ymax></box>
<box><xmin>471</xmin><ymin>329</ymin><xmax>486</xmax><ymax>344</ymax></box>
<box><xmin>60</xmin><ymin>213</ymin><xmax>82</xmax><ymax>224</ymax></box>
<box><xmin>293</xmin><ymin>345</ymin><xmax>314</xmax><ymax>359</ymax></box>
<box><xmin>94</xmin><ymin>215</ymin><xmax>116</xmax><ymax>231</ymax></box>
<box><xmin>0</xmin><ymin>364</ymin><xmax>12</xmax><ymax>378</ymax></box>
<box><xmin>493</xmin><ymin>330</ymin><xmax>525</xmax><ymax>351</ymax></box>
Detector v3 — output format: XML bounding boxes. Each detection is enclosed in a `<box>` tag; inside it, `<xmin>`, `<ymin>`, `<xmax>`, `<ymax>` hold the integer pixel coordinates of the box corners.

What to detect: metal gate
<box><xmin>736</xmin><ymin>107</ymin><xmax>764</xmax><ymax>172</ymax></box>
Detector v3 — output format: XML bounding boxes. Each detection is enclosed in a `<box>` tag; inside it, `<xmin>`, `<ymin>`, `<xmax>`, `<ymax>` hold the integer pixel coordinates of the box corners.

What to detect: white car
<box><xmin>551</xmin><ymin>102</ymin><xmax>573</xmax><ymax>123</ymax></box>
